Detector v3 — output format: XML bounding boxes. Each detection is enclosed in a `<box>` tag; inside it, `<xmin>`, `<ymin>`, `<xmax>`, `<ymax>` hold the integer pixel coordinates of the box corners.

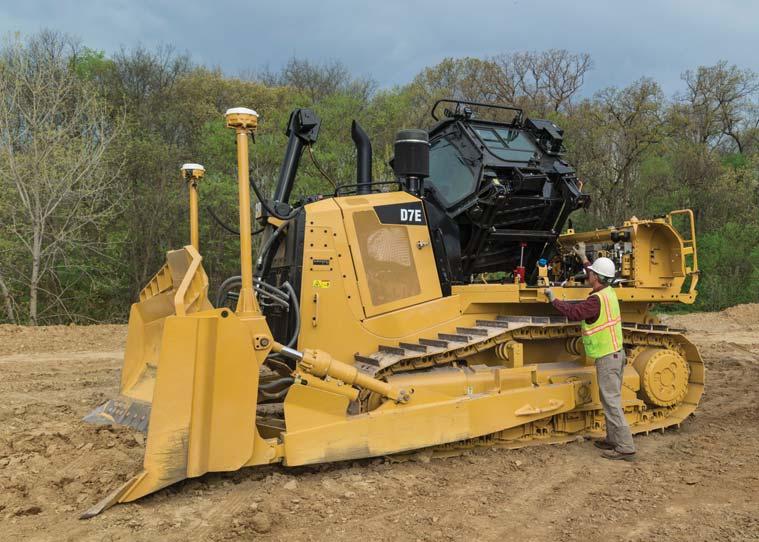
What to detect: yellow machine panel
<box><xmin>336</xmin><ymin>192</ymin><xmax>442</xmax><ymax>317</ymax></box>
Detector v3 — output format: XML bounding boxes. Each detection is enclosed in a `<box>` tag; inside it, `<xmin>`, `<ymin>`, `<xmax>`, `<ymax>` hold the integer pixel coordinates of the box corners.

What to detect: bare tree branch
<box><xmin>0</xmin><ymin>31</ymin><xmax>121</xmax><ymax>324</ymax></box>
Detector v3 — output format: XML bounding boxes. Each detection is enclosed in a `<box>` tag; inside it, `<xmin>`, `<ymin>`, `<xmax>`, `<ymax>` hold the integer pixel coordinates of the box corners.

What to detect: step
<box><xmin>419</xmin><ymin>337</ymin><xmax>448</xmax><ymax>348</ymax></box>
<box><xmin>497</xmin><ymin>315</ymin><xmax>533</xmax><ymax>323</ymax></box>
<box><xmin>379</xmin><ymin>344</ymin><xmax>406</xmax><ymax>356</ymax></box>
<box><xmin>456</xmin><ymin>326</ymin><xmax>489</xmax><ymax>337</ymax></box>
<box><xmin>354</xmin><ymin>354</ymin><xmax>380</xmax><ymax>366</ymax></box>
<box><xmin>398</xmin><ymin>342</ymin><xmax>427</xmax><ymax>353</ymax></box>
<box><xmin>476</xmin><ymin>319</ymin><xmax>510</xmax><ymax>328</ymax></box>
<box><xmin>439</xmin><ymin>332</ymin><xmax>470</xmax><ymax>343</ymax></box>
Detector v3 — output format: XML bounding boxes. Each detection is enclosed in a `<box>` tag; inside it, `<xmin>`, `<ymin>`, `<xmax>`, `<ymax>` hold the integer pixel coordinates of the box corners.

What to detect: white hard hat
<box><xmin>587</xmin><ymin>257</ymin><xmax>616</xmax><ymax>278</ymax></box>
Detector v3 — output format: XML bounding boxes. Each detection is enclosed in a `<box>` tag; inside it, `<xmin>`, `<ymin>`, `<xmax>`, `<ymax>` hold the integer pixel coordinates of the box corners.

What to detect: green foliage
<box><xmin>1</xmin><ymin>31</ymin><xmax>757</xmax><ymax>323</ymax></box>
<box><xmin>695</xmin><ymin>222</ymin><xmax>759</xmax><ymax>311</ymax></box>
<box><xmin>70</xmin><ymin>47</ymin><xmax>113</xmax><ymax>81</ymax></box>
<box><xmin>722</xmin><ymin>152</ymin><xmax>749</xmax><ymax>170</ymax></box>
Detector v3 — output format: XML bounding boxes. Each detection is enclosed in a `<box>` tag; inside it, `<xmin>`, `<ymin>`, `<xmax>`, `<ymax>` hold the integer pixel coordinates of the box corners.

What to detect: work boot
<box><xmin>593</xmin><ymin>440</ymin><xmax>615</xmax><ymax>450</ymax></box>
<box><xmin>601</xmin><ymin>449</ymin><xmax>636</xmax><ymax>462</ymax></box>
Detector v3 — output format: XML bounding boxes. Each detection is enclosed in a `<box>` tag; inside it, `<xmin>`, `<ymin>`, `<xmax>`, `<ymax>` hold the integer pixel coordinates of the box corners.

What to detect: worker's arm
<box><xmin>545</xmin><ymin>241</ymin><xmax>600</xmax><ymax>321</ymax></box>
<box><xmin>551</xmin><ymin>295</ymin><xmax>600</xmax><ymax>322</ymax></box>
<box><xmin>573</xmin><ymin>241</ymin><xmax>589</xmax><ymax>265</ymax></box>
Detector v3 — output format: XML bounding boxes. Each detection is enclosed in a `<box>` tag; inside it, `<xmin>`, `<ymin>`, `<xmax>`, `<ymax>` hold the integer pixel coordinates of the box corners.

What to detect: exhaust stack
<box><xmin>351</xmin><ymin>120</ymin><xmax>373</xmax><ymax>195</ymax></box>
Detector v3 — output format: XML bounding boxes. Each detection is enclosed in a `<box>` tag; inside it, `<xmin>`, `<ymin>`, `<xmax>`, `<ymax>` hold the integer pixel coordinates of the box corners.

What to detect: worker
<box><xmin>544</xmin><ymin>242</ymin><xmax>636</xmax><ymax>461</ymax></box>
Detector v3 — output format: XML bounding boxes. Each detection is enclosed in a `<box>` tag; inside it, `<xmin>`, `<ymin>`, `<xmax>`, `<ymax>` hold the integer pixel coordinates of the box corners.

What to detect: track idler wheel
<box><xmin>632</xmin><ymin>347</ymin><xmax>690</xmax><ymax>407</ymax></box>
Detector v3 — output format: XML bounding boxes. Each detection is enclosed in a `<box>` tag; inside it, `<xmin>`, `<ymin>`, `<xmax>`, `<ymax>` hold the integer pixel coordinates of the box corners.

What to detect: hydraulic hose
<box><xmin>255</xmin><ymin>278</ymin><xmax>289</xmax><ymax>303</ymax></box>
<box><xmin>256</xmin><ymin>216</ymin><xmax>299</xmax><ymax>280</ymax></box>
<box><xmin>216</xmin><ymin>277</ymin><xmax>300</xmax><ymax>347</ymax></box>
<box><xmin>215</xmin><ymin>275</ymin><xmax>243</xmax><ymax>307</ymax></box>
<box><xmin>258</xmin><ymin>377</ymin><xmax>294</xmax><ymax>393</ymax></box>
<box><xmin>282</xmin><ymin>281</ymin><xmax>300</xmax><ymax>348</ymax></box>
<box><xmin>258</xmin><ymin>388</ymin><xmax>290</xmax><ymax>403</ymax></box>
<box><xmin>206</xmin><ymin>206</ymin><xmax>264</xmax><ymax>236</ymax></box>
<box><xmin>216</xmin><ymin>275</ymin><xmax>289</xmax><ymax>308</ymax></box>
<box><xmin>264</xmin><ymin>357</ymin><xmax>295</xmax><ymax>376</ymax></box>
<box><xmin>249</xmin><ymin>172</ymin><xmax>302</xmax><ymax>221</ymax></box>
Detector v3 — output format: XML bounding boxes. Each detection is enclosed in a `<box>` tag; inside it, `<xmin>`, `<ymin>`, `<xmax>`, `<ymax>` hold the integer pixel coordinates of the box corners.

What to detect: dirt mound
<box><xmin>722</xmin><ymin>303</ymin><xmax>759</xmax><ymax>325</ymax></box>
<box><xmin>1</xmin><ymin>308</ymin><xmax>758</xmax><ymax>541</ymax></box>
<box><xmin>0</xmin><ymin>324</ymin><xmax>126</xmax><ymax>356</ymax></box>
<box><xmin>662</xmin><ymin>303</ymin><xmax>759</xmax><ymax>335</ymax></box>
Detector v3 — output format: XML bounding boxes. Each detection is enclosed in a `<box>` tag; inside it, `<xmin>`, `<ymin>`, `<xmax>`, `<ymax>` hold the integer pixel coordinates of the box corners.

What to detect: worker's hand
<box><xmin>573</xmin><ymin>241</ymin><xmax>587</xmax><ymax>261</ymax></box>
<box><xmin>544</xmin><ymin>288</ymin><xmax>556</xmax><ymax>302</ymax></box>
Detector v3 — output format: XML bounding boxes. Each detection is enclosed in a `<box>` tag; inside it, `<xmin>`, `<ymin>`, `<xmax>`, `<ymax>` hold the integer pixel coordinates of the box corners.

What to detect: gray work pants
<box><xmin>596</xmin><ymin>350</ymin><xmax>636</xmax><ymax>454</ymax></box>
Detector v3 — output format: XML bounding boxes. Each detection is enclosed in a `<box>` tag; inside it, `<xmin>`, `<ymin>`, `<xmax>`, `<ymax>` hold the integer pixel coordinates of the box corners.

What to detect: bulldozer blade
<box><xmin>80</xmin><ymin>473</ymin><xmax>148</xmax><ymax>519</ymax></box>
<box><xmin>82</xmin><ymin>309</ymin><xmax>266</xmax><ymax>518</ymax></box>
<box><xmin>84</xmin><ymin>245</ymin><xmax>212</xmax><ymax>432</ymax></box>
<box><xmin>82</xmin><ymin>396</ymin><xmax>151</xmax><ymax>432</ymax></box>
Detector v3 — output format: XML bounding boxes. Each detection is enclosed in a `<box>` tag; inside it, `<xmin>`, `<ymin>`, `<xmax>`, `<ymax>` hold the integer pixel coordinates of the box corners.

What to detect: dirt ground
<box><xmin>1</xmin><ymin>306</ymin><xmax>758</xmax><ymax>542</ymax></box>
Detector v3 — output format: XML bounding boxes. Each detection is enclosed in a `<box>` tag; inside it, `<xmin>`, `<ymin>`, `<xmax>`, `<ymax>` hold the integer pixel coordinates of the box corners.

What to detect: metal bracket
<box><xmin>254</xmin><ymin>334</ymin><xmax>271</xmax><ymax>350</ymax></box>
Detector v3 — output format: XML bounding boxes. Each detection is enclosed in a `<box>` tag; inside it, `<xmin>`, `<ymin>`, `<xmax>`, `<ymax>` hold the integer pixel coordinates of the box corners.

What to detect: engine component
<box><xmin>393</xmin><ymin>128</ymin><xmax>429</xmax><ymax>195</ymax></box>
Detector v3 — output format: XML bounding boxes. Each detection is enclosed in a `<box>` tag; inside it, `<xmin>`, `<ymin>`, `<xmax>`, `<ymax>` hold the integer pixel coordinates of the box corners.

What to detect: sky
<box><xmin>1</xmin><ymin>0</ymin><xmax>757</xmax><ymax>97</ymax></box>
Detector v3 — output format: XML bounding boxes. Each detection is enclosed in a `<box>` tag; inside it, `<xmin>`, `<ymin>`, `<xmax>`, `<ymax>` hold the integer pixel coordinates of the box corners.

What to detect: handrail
<box><xmin>667</xmin><ymin>209</ymin><xmax>699</xmax><ymax>297</ymax></box>
<box><xmin>667</xmin><ymin>209</ymin><xmax>698</xmax><ymax>270</ymax></box>
<box><xmin>431</xmin><ymin>98</ymin><xmax>524</xmax><ymax>123</ymax></box>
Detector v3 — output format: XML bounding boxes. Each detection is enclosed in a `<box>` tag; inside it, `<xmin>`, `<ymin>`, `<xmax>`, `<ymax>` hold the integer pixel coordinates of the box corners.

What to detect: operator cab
<box><xmin>421</xmin><ymin>100</ymin><xmax>590</xmax><ymax>284</ymax></box>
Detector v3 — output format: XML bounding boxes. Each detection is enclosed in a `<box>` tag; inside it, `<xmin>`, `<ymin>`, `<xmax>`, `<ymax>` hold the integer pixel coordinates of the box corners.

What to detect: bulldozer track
<box><xmin>355</xmin><ymin>315</ymin><xmax>580</xmax><ymax>378</ymax></box>
<box><xmin>354</xmin><ymin>316</ymin><xmax>704</xmax><ymax>450</ymax></box>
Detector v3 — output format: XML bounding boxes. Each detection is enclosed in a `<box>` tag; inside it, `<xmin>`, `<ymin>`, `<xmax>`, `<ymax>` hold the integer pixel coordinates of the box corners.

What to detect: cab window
<box><xmin>428</xmin><ymin>136</ymin><xmax>478</xmax><ymax>206</ymax></box>
<box><xmin>474</xmin><ymin>127</ymin><xmax>537</xmax><ymax>162</ymax></box>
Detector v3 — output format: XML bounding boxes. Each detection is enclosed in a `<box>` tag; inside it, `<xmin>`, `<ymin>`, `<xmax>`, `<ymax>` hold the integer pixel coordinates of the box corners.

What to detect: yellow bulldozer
<box><xmin>82</xmin><ymin>100</ymin><xmax>703</xmax><ymax>517</ymax></box>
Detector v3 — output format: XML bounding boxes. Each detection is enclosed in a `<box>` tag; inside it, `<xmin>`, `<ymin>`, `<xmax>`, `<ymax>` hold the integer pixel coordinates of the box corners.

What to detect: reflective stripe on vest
<box><xmin>580</xmin><ymin>286</ymin><xmax>623</xmax><ymax>359</ymax></box>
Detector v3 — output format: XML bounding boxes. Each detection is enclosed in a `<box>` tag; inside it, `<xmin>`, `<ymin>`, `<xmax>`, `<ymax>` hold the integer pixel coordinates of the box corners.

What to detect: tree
<box><xmin>403</xmin><ymin>51</ymin><xmax>592</xmax><ymax>128</ymax></box>
<box><xmin>402</xmin><ymin>57</ymin><xmax>500</xmax><ymax>127</ymax></box>
<box><xmin>679</xmin><ymin>61</ymin><xmax>759</xmax><ymax>153</ymax></box>
<box><xmin>259</xmin><ymin>57</ymin><xmax>376</xmax><ymax>104</ymax></box>
<box><xmin>490</xmin><ymin>50</ymin><xmax>593</xmax><ymax>115</ymax></box>
<box><xmin>565</xmin><ymin>78</ymin><xmax>665</xmax><ymax>224</ymax></box>
<box><xmin>99</xmin><ymin>45</ymin><xmax>193</xmax><ymax>297</ymax></box>
<box><xmin>1</xmin><ymin>32</ymin><xmax>758</xmax><ymax>319</ymax></box>
<box><xmin>696</xmin><ymin>221</ymin><xmax>759</xmax><ymax>310</ymax></box>
<box><xmin>0</xmin><ymin>31</ymin><xmax>120</xmax><ymax>324</ymax></box>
